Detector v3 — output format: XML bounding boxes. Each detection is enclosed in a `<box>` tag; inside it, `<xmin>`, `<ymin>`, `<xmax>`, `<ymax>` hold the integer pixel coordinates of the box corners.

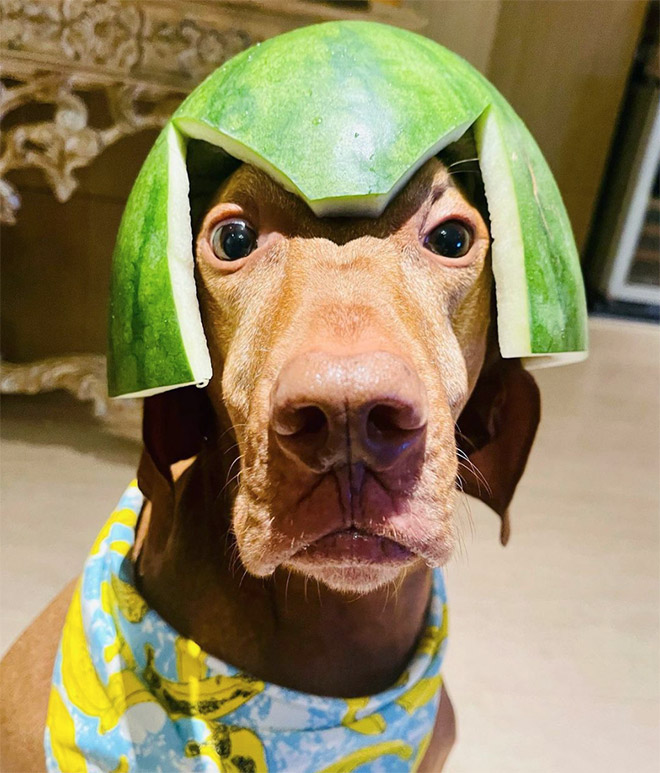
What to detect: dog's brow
<box><xmin>429</xmin><ymin>180</ymin><xmax>451</xmax><ymax>205</ymax></box>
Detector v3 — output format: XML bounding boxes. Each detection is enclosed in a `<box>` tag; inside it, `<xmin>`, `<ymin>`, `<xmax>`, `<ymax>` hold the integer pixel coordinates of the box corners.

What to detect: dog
<box><xmin>0</xmin><ymin>147</ymin><xmax>540</xmax><ymax>772</ymax></box>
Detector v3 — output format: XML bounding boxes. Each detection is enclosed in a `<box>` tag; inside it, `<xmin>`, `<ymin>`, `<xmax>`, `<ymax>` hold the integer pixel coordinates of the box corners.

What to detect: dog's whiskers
<box><xmin>381</xmin><ymin>582</ymin><xmax>391</xmax><ymax>614</ymax></box>
<box><xmin>219</xmin><ymin>454</ymin><xmax>253</xmax><ymax>500</ymax></box>
<box><xmin>452</xmin><ymin>474</ymin><xmax>475</xmax><ymax>562</ymax></box>
<box><xmin>237</xmin><ymin>566</ymin><xmax>250</xmax><ymax>589</ymax></box>
<box><xmin>447</xmin><ymin>156</ymin><xmax>479</xmax><ymax>169</ymax></box>
<box><xmin>217</xmin><ymin>423</ymin><xmax>247</xmax><ymax>444</ymax></box>
<box><xmin>224</xmin><ymin>453</ymin><xmax>244</xmax><ymax>483</ymax></box>
<box><xmin>449</xmin><ymin>170</ymin><xmax>481</xmax><ymax>177</ymax></box>
<box><xmin>227</xmin><ymin>537</ymin><xmax>244</xmax><ymax>577</ymax></box>
<box><xmin>389</xmin><ymin>570</ymin><xmax>407</xmax><ymax>611</ymax></box>
<box><xmin>455</xmin><ymin>445</ymin><xmax>492</xmax><ymax>497</ymax></box>
<box><xmin>284</xmin><ymin>568</ymin><xmax>292</xmax><ymax>611</ymax></box>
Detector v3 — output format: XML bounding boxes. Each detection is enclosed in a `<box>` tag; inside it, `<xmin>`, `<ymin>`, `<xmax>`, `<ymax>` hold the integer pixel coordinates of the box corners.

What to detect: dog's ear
<box><xmin>138</xmin><ymin>386</ymin><xmax>214</xmax><ymax>499</ymax></box>
<box><xmin>456</xmin><ymin>357</ymin><xmax>541</xmax><ymax>545</ymax></box>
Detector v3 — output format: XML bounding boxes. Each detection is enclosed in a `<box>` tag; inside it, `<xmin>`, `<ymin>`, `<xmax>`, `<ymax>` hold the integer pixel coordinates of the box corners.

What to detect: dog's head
<box><xmin>140</xmin><ymin>149</ymin><xmax>539</xmax><ymax>594</ymax></box>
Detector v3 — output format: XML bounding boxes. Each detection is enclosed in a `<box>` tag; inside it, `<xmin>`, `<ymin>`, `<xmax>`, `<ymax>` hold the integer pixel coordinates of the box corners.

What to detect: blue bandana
<box><xmin>45</xmin><ymin>482</ymin><xmax>448</xmax><ymax>772</ymax></box>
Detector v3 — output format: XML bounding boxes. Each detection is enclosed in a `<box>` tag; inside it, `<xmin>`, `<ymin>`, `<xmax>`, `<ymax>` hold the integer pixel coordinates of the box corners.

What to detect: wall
<box><xmin>1</xmin><ymin>131</ymin><xmax>158</xmax><ymax>361</ymax></box>
<box><xmin>485</xmin><ymin>0</ymin><xmax>647</xmax><ymax>249</ymax></box>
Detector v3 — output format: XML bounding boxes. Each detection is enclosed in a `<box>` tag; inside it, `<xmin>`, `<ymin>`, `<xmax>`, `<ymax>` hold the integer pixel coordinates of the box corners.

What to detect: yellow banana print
<box><xmin>185</xmin><ymin>723</ymin><xmax>268</xmax><ymax>772</ymax></box>
<box><xmin>101</xmin><ymin>581</ymin><xmax>138</xmax><ymax>667</ymax></box>
<box><xmin>416</xmin><ymin>604</ymin><xmax>448</xmax><ymax>658</ymax></box>
<box><xmin>46</xmin><ymin>686</ymin><xmax>88</xmax><ymax>773</ymax></box>
<box><xmin>60</xmin><ymin>583</ymin><xmax>124</xmax><ymax>732</ymax></box>
<box><xmin>101</xmin><ymin>575</ymin><xmax>264</xmax><ymax>722</ymax></box>
<box><xmin>60</xmin><ymin>583</ymin><xmax>158</xmax><ymax>734</ymax></box>
<box><xmin>141</xmin><ymin>643</ymin><xmax>265</xmax><ymax>721</ymax></box>
<box><xmin>110</xmin><ymin>756</ymin><xmax>130</xmax><ymax>773</ymax></box>
<box><xmin>395</xmin><ymin>675</ymin><xmax>443</xmax><ymax>714</ymax></box>
<box><xmin>176</xmin><ymin>637</ymin><xmax>207</xmax><ymax>682</ymax></box>
<box><xmin>110</xmin><ymin>573</ymin><xmax>148</xmax><ymax>624</ymax></box>
<box><xmin>109</xmin><ymin>540</ymin><xmax>132</xmax><ymax>557</ymax></box>
<box><xmin>317</xmin><ymin>740</ymin><xmax>412</xmax><ymax>773</ymax></box>
<box><xmin>341</xmin><ymin>697</ymin><xmax>387</xmax><ymax>735</ymax></box>
<box><xmin>90</xmin><ymin>506</ymin><xmax>138</xmax><ymax>556</ymax></box>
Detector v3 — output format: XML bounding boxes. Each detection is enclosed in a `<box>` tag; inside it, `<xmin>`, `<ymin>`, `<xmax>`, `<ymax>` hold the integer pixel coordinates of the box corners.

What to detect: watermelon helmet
<box><xmin>108</xmin><ymin>21</ymin><xmax>588</xmax><ymax>399</ymax></box>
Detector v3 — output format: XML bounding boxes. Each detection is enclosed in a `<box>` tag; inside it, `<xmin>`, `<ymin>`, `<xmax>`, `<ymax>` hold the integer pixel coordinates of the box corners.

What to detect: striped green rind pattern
<box><xmin>108</xmin><ymin>20</ymin><xmax>587</xmax><ymax>397</ymax></box>
<box><xmin>476</xmin><ymin>90</ymin><xmax>588</xmax><ymax>355</ymax></box>
<box><xmin>108</xmin><ymin>131</ymin><xmax>194</xmax><ymax>398</ymax></box>
<box><xmin>173</xmin><ymin>23</ymin><xmax>489</xmax><ymax>212</ymax></box>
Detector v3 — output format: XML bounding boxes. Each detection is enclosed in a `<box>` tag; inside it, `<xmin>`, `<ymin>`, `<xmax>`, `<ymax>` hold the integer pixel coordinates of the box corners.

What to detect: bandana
<box><xmin>45</xmin><ymin>482</ymin><xmax>448</xmax><ymax>772</ymax></box>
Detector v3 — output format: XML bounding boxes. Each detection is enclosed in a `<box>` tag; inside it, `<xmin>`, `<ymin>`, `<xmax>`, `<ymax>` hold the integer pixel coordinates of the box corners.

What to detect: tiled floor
<box><xmin>1</xmin><ymin>317</ymin><xmax>658</xmax><ymax>772</ymax></box>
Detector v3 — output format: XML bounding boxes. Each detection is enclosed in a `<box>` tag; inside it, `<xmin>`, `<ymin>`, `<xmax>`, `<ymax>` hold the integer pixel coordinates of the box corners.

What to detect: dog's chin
<box><xmin>282</xmin><ymin>560</ymin><xmax>412</xmax><ymax>594</ymax></box>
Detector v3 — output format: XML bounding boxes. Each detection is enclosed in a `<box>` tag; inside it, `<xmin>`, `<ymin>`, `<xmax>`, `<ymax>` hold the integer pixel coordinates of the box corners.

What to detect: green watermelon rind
<box><xmin>107</xmin><ymin>127</ymin><xmax>211</xmax><ymax>398</ymax></box>
<box><xmin>174</xmin><ymin>116</ymin><xmax>476</xmax><ymax>218</ymax></box>
<box><xmin>164</xmin><ymin>125</ymin><xmax>212</xmax><ymax>392</ymax></box>
<box><xmin>108</xmin><ymin>20</ymin><xmax>588</xmax><ymax>399</ymax></box>
<box><xmin>474</xmin><ymin>106</ymin><xmax>532</xmax><ymax>358</ymax></box>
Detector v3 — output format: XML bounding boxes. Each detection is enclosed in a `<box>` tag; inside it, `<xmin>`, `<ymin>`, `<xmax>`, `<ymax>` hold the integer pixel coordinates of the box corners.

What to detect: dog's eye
<box><xmin>424</xmin><ymin>220</ymin><xmax>473</xmax><ymax>259</ymax></box>
<box><xmin>211</xmin><ymin>220</ymin><xmax>257</xmax><ymax>261</ymax></box>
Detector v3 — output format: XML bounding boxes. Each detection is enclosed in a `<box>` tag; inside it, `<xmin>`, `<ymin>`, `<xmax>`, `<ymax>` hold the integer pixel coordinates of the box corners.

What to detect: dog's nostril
<box><xmin>367</xmin><ymin>404</ymin><xmax>404</xmax><ymax>440</ymax></box>
<box><xmin>364</xmin><ymin>403</ymin><xmax>426</xmax><ymax>464</ymax></box>
<box><xmin>293</xmin><ymin>405</ymin><xmax>327</xmax><ymax>436</ymax></box>
<box><xmin>273</xmin><ymin>404</ymin><xmax>331</xmax><ymax>472</ymax></box>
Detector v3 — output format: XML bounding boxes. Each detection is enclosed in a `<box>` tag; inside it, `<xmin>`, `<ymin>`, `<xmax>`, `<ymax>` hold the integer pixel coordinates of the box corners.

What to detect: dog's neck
<box><xmin>134</xmin><ymin>451</ymin><xmax>433</xmax><ymax>698</ymax></box>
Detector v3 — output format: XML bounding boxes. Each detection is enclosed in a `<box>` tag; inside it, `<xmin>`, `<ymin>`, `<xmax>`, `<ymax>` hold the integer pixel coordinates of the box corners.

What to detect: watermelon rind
<box><xmin>164</xmin><ymin>126</ymin><xmax>212</xmax><ymax>392</ymax></box>
<box><xmin>175</xmin><ymin>117</ymin><xmax>476</xmax><ymax>218</ymax></box>
<box><xmin>107</xmin><ymin>127</ymin><xmax>211</xmax><ymax>398</ymax></box>
<box><xmin>108</xmin><ymin>20</ymin><xmax>588</xmax><ymax>399</ymax></box>
<box><xmin>474</xmin><ymin>106</ymin><xmax>531</xmax><ymax>358</ymax></box>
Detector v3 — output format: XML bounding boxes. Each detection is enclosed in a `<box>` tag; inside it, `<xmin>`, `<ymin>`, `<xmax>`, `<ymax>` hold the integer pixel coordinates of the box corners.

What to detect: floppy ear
<box><xmin>138</xmin><ymin>386</ymin><xmax>214</xmax><ymax>500</ymax></box>
<box><xmin>455</xmin><ymin>357</ymin><xmax>541</xmax><ymax>545</ymax></box>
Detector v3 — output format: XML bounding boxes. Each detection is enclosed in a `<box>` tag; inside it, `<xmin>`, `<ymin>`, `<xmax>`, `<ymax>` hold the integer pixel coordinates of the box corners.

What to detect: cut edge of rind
<box><xmin>174</xmin><ymin>116</ymin><xmax>476</xmax><ymax>217</ymax></box>
<box><xmin>166</xmin><ymin>125</ymin><xmax>213</xmax><ymax>390</ymax></box>
<box><xmin>474</xmin><ymin>106</ymin><xmax>533</xmax><ymax>359</ymax></box>
<box><xmin>522</xmin><ymin>350</ymin><xmax>588</xmax><ymax>370</ymax></box>
<box><xmin>111</xmin><ymin>379</ymin><xmax>210</xmax><ymax>400</ymax></box>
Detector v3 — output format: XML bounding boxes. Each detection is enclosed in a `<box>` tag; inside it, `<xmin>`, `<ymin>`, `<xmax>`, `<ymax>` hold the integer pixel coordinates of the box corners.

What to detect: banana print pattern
<box><xmin>45</xmin><ymin>482</ymin><xmax>448</xmax><ymax>772</ymax></box>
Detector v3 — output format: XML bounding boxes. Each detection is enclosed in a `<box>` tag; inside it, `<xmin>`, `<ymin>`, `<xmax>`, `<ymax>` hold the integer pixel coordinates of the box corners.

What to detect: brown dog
<box><xmin>0</xmin><ymin>151</ymin><xmax>540</xmax><ymax>772</ymax></box>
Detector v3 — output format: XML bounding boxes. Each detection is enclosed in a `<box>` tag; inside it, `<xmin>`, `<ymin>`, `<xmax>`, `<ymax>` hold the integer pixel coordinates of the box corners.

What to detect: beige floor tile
<box><xmin>444</xmin><ymin>317</ymin><xmax>660</xmax><ymax>772</ymax></box>
<box><xmin>0</xmin><ymin>394</ymin><xmax>140</xmax><ymax>653</ymax></box>
<box><xmin>1</xmin><ymin>316</ymin><xmax>658</xmax><ymax>772</ymax></box>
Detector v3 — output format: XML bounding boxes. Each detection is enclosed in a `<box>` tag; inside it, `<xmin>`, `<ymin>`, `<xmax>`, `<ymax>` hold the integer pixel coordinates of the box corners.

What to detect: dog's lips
<box><xmin>290</xmin><ymin>527</ymin><xmax>415</xmax><ymax>566</ymax></box>
<box><xmin>237</xmin><ymin>453</ymin><xmax>456</xmax><ymax>577</ymax></box>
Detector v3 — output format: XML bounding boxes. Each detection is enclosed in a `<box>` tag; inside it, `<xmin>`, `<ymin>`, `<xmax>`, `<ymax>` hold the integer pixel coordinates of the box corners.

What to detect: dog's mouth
<box><xmin>290</xmin><ymin>526</ymin><xmax>415</xmax><ymax>566</ymax></box>
<box><xmin>233</xmin><ymin>453</ymin><xmax>457</xmax><ymax>586</ymax></box>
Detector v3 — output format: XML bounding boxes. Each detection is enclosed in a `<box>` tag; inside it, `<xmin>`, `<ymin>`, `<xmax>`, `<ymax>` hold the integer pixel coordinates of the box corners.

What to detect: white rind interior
<box><xmin>474</xmin><ymin>107</ymin><xmax>532</xmax><ymax>358</ymax></box>
<box><xmin>166</xmin><ymin>125</ymin><xmax>213</xmax><ymax>390</ymax></box>
<box><xmin>114</xmin><ymin>379</ymin><xmax>206</xmax><ymax>400</ymax></box>
<box><xmin>522</xmin><ymin>350</ymin><xmax>589</xmax><ymax>370</ymax></box>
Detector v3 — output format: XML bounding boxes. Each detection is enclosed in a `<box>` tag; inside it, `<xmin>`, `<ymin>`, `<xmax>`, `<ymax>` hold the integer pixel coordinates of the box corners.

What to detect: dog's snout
<box><xmin>270</xmin><ymin>351</ymin><xmax>428</xmax><ymax>473</ymax></box>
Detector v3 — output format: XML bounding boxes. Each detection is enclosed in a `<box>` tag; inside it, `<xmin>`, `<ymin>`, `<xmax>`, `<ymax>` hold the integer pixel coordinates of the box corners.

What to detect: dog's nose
<box><xmin>270</xmin><ymin>351</ymin><xmax>428</xmax><ymax>473</ymax></box>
